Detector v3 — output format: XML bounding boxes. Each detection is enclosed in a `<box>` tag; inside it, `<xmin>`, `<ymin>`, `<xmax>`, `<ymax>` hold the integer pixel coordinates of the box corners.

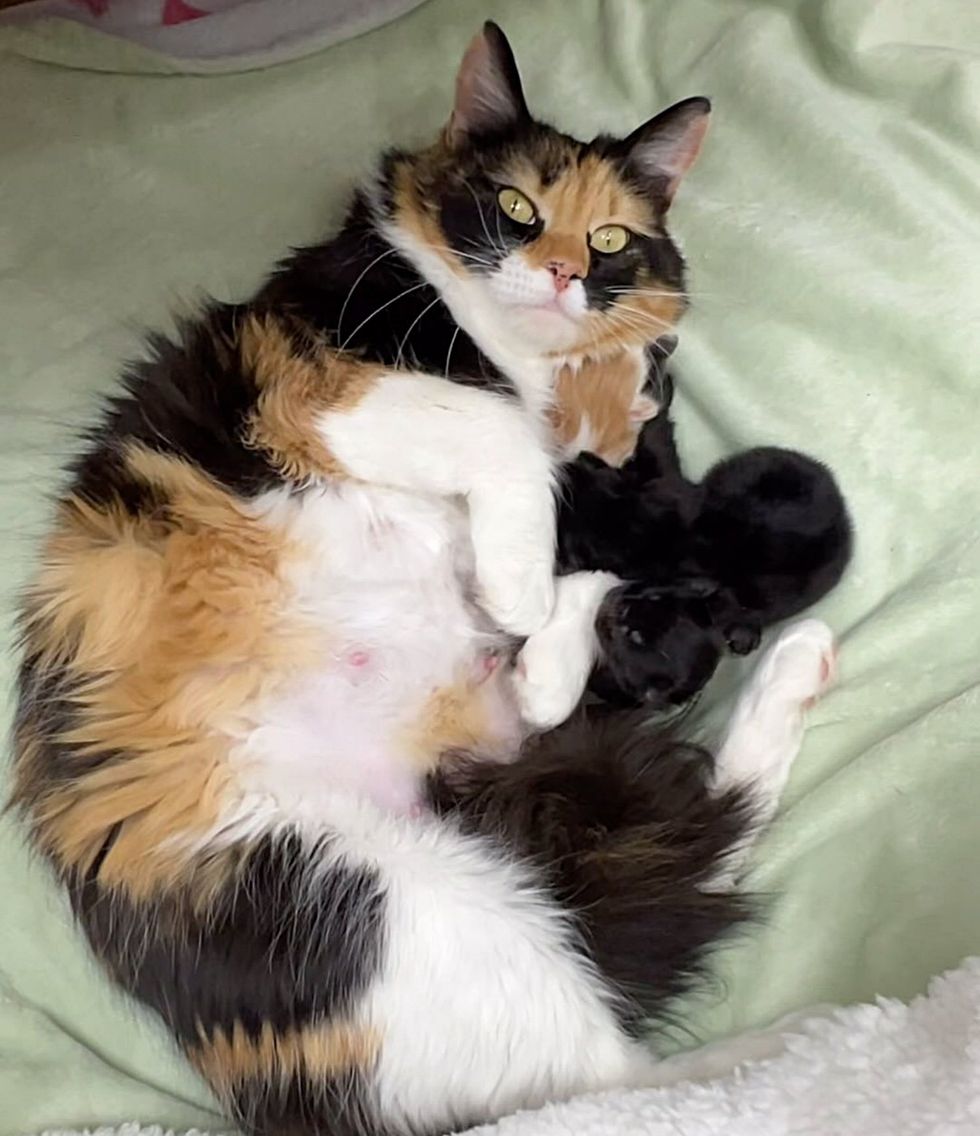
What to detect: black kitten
<box><xmin>558</xmin><ymin>365</ymin><xmax>852</xmax><ymax>710</ymax></box>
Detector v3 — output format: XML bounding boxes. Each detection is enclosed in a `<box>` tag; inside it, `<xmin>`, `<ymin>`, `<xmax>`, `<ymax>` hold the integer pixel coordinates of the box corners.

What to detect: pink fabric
<box><xmin>71</xmin><ymin>0</ymin><xmax>209</xmax><ymax>23</ymax></box>
<box><xmin>5</xmin><ymin>0</ymin><xmax>430</xmax><ymax>63</ymax></box>
<box><xmin>161</xmin><ymin>0</ymin><xmax>207</xmax><ymax>25</ymax></box>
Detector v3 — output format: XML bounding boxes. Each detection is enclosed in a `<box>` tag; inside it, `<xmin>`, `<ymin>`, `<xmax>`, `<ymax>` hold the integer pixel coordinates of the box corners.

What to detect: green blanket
<box><xmin>1</xmin><ymin>2</ymin><xmax>978</xmax><ymax>1132</ymax></box>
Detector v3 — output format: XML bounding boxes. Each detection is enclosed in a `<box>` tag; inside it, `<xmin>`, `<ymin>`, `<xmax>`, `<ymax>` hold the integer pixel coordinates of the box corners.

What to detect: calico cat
<box><xmin>11</xmin><ymin>21</ymin><xmax>838</xmax><ymax>1136</ymax></box>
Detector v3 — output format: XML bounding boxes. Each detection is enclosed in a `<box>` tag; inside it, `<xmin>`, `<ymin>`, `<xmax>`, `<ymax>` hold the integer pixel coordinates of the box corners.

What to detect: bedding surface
<box><xmin>0</xmin><ymin>1</ymin><xmax>978</xmax><ymax>1132</ymax></box>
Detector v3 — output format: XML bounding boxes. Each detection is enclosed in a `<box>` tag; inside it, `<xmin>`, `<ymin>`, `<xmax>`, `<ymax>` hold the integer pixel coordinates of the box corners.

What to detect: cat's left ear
<box><xmin>618</xmin><ymin>97</ymin><xmax>711</xmax><ymax>207</ymax></box>
<box><xmin>447</xmin><ymin>22</ymin><xmax>530</xmax><ymax>148</ymax></box>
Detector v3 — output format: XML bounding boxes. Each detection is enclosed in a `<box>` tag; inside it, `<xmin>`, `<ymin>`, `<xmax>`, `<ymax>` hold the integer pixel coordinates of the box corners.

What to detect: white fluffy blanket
<box><xmin>41</xmin><ymin>956</ymin><xmax>980</xmax><ymax>1135</ymax></box>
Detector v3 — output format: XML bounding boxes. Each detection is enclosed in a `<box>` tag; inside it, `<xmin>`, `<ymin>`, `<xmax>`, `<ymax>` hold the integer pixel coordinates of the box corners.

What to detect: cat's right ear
<box><xmin>618</xmin><ymin>97</ymin><xmax>711</xmax><ymax>207</ymax></box>
<box><xmin>447</xmin><ymin>22</ymin><xmax>530</xmax><ymax>148</ymax></box>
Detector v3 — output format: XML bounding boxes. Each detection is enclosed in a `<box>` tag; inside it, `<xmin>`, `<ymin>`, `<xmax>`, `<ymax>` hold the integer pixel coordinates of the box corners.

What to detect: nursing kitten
<box><xmin>557</xmin><ymin>370</ymin><xmax>852</xmax><ymax>710</ymax></box>
<box><xmin>9</xmin><ymin>21</ymin><xmax>836</xmax><ymax>1136</ymax></box>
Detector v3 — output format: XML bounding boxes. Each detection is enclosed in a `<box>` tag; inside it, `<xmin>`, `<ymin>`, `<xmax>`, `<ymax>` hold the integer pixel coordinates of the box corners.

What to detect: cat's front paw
<box><xmin>477</xmin><ymin>559</ymin><xmax>555</xmax><ymax>638</ymax></box>
<box><xmin>512</xmin><ymin>572</ymin><xmax>616</xmax><ymax>729</ymax></box>
<box><xmin>469</xmin><ymin>475</ymin><xmax>557</xmax><ymax>636</ymax></box>
<box><xmin>513</xmin><ymin>629</ymin><xmax>585</xmax><ymax>730</ymax></box>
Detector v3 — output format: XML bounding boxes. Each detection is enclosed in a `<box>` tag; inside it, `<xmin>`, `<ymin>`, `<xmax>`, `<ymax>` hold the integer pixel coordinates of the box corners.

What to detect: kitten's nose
<box><xmin>547</xmin><ymin>258</ymin><xmax>585</xmax><ymax>292</ymax></box>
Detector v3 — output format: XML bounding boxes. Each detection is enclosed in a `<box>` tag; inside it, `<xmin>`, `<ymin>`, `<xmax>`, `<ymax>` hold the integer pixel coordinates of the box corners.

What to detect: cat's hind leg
<box><xmin>707</xmin><ymin>617</ymin><xmax>837</xmax><ymax>889</ymax></box>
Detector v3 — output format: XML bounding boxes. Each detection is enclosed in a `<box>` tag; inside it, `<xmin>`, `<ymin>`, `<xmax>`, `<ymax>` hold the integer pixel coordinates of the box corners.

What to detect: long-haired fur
<box><xmin>10</xmin><ymin>22</ymin><xmax>809</xmax><ymax>1136</ymax></box>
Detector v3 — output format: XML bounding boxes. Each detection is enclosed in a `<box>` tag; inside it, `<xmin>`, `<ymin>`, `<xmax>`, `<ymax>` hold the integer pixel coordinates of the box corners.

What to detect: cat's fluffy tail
<box><xmin>428</xmin><ymin>710</ymin><xmax>757</xmax><ymax>1032</ymax></box>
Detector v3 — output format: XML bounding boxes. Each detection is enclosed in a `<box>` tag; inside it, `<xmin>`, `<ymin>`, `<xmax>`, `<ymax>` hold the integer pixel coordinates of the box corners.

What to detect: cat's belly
<box><xmin>228</xmin><ymin>483</ymin><xmax>520</xmax><ymax>819</ymax></box>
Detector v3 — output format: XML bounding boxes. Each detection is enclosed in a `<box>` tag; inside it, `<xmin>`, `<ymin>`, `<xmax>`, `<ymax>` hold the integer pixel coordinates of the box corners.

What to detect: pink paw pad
<box><xmin>804</xmin><ymin>642</ymin><xmax>838</xmax><ymax>709</ymax></box>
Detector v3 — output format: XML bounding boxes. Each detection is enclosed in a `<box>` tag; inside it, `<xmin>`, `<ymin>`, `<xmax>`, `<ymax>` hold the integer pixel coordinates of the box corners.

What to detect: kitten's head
<box><xmin>383</xmin><ymin>22</ymin><xmax>709</xmax><ymax>358</ymax></box>
<box><xmin>593</xmin><ymin>581</ymin><xmax>725</xmax><ymax>710</ymax></box>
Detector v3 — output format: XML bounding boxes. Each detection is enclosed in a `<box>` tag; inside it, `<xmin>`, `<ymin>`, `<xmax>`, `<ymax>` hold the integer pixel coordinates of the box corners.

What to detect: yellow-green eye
<box><xmin>589</xmin><ymin>224</ymin><xmax>631</xmax><ymax>254</ymax></box>
<box><xmin>497</xmin><ymin>187</ymin><xmax>537</xmax><ymax>225</ymax></box>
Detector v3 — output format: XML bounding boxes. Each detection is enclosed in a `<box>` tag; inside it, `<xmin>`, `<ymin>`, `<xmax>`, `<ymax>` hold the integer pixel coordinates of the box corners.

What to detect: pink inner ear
<box><xmin>665</xmin><ymin>115</ymin><xmax>710</xmax><ymax>186</ymax></box>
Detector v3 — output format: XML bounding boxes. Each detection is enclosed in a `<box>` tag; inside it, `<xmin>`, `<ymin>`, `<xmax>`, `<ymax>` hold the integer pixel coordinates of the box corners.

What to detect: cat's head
<box><xmin>381</xmin><ymin>22</ymin><xmax>709</xmax><ymax>359</ymax></box>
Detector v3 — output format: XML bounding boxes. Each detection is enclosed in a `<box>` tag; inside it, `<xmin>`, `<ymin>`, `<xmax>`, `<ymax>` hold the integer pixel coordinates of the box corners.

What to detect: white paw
<box><xmin>511</xmin><ymin>572</ymin><xmax>615</xmax><ymax>729</ymax></box>
<box><xmin>713</xmin><ymin>619</ymin><xmax>838</xmax><ymax>798</ymax></box>
<box><xmin>469</xmin><ymin>481</ymin><xmax>557</xmax><ymax>636</ymax></box>
<box><xmin>754</xmin><ymin>618</ymin><xmax>837</xmax><ymax>709</ymax></box>
<box><xmin>513</xmin><ymin>632</ymin><xmax>587</xmax><ymax>730</ymax></box>
<box><xmin>477</xmin><ymin>558</ymin><xmax>556</xmax><ymax>639</ymax></box>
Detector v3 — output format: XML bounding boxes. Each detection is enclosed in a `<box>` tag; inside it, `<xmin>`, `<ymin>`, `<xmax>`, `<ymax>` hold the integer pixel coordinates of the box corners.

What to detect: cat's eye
<box><xmin>589</xmin><ymin>224</ymin><xmax>631</xmax><ymax>254</ymax></box>
<box><xmin>497</xmin><ymin>187</ymin><xmax>537</xmax><ymax>225</ymax></box>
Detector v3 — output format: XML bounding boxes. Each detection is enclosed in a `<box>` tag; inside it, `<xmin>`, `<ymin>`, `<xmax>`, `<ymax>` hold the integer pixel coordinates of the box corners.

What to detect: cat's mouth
<box><xmin>525</xmin><ymin>296</ymin><xmax>582</xmax><ymax>323</ymax></box>
<box><xmin>531</xmin><ymin>298</ymin><xmax>567</xmax><ymax>315</ymax></box>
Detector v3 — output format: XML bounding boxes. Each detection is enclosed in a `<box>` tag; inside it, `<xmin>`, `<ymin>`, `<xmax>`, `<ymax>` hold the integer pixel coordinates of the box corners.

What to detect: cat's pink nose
<box><xmin>548</xmin><ymin>258</ymin><xmax>584</xmax><ymax>292</ymax></box>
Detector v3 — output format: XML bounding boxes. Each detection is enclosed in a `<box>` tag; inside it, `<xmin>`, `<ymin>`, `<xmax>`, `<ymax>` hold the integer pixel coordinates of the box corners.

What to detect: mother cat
<box><xmin>11</xmin><ymin>22</ymin><xmax>837</xmax><ymax>1136</ymax></box>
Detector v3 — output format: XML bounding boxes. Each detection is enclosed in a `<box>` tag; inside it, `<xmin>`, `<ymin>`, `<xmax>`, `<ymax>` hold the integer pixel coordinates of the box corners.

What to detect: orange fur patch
<box><xmin>242</xmin><ymin>315</ymin><xmax>383</xmax><ymax>481</ymax></box>
<box><xmin>403</xmin><ymin>676</ymin><xmax>496</xmax><ymax>771</ymax></box>
<box><xmin>509</xmin><ymin>152</ymin><xmax>654</xmax><ymax>285</ymax></box>
<box><xmin>190</xmin><ymin>1020</ymin><xmax>380</xmax><ymax>1094</ymax></box>
<box><xmin>551</xmin><ymin>352</ymin><xmax>650</xmax><ymax>466</ymax></box>
<box><xmin>393</xmin><ymin>141</ymin><xmax>686</xmax><ymax>359</ymax></box>
<box><xmin>16</xmin><ymin>448</ymin><xmax>320</xmax><ymax>898</ymax></box>
<box><xmin>582</xmin><ymin>289</ymin><xmax>684</xmax><ymax>358</ymax></box>
<box><xmin>389</xmin><ymin>153</ymin><xmax>469</xmax><ymax>278</ymax></box>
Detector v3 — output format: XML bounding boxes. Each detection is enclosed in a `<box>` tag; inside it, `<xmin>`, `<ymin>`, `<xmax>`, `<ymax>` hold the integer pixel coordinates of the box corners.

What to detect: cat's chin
<box><xmin>504</xmin><ymin>302</ymin><xmax>583</xmax><ymax>355</ymax></box>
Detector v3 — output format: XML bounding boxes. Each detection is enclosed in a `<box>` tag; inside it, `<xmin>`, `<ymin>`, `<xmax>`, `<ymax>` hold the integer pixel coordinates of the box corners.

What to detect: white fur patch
<box><xmin>515</xmin><ymin>571</ymin><xmax>620</xmax><ymax>729</ymax></box>
<box><xmin>319</xmin><ymin>373</ymin><xmax>557</xmax><ymax>636</ymax></box>
<box><xmin>319</xmin><ymin>798</ymin><xmax>653</xmax><ymax>1133</ymax></box>
<box><xmin>707</xmin><ymin>618</ymin><xmax>837</xmax><ymax>889</ymax></box>
<box><xmin>229</xmin><ymin>483</ymin><xmax>520</xmax><ymax>818</ymax></box>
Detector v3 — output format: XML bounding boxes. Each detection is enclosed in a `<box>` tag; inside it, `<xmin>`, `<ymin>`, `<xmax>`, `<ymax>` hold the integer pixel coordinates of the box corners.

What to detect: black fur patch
<box><xmin>72</xmin><ymin>304</ymin><xmax>281</xmax><ymax>504</ymax></box>
<box><xmin>229</xmin><ymin>1072</ymin><xmax>384</xmax><ymax>1136</ymax></box>
<box><xmin>70</xmin><ymin>831</ymin><xmax>386</xmax><ymax>1044</ymax></box>
<box><xmin>429</xmin><ymin>711</ymin><xmax>755</xmax><ymax>1034</ymax></box>
<box><xmin>557</xmin><ymin>370</ymin><xmax>852</xmax><ymax>711</ymax></box>
<box><xmin>256</xmin><ymin>193</ymin><xmax>514</xmax><ymax>397</ymax></box>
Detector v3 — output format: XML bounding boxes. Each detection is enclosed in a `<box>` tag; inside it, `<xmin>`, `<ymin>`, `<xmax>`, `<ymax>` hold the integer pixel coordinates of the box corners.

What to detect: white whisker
<box><xmin>338</xmin><ymin>281</ymin><xmax>431</xmax><ymax>351</ymax></box>
<box><xmin>460</xmin><ymin>177</ymin><xmax>506</xmax><ymax>259</ymax></box>
<box><xmin>336</xmin><ymin>246</ymin><xmax>399</xmax><ymax>343</ymax></box>
<box><xmin>395</xmin><ymin>295</ymin><xmax>445</xmax><ymax>370</ymax></box>
<box><xmin>444</xmin><ymin>325</ymin><xmax>462</xmax><ymax>381</ymax></box>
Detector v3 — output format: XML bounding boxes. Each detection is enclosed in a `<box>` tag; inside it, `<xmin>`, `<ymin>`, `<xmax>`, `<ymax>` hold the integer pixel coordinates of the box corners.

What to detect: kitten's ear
<box><xmin>619</xmin><ymin>97</ymin><xmax>711</xmax><ymax>207</ymax></box>
<box><xmin>447</xmin><ymin>22</ymin><xmax>530</xmax><ymax>148</ymax></box>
